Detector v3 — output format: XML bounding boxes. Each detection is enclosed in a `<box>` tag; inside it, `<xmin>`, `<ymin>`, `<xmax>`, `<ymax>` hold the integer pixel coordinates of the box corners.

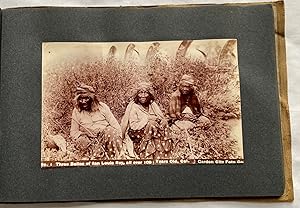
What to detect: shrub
<box><xmin>42</xmin><ymin>42</ymin><xmax>242</xmax><ymax>161</ymax></box>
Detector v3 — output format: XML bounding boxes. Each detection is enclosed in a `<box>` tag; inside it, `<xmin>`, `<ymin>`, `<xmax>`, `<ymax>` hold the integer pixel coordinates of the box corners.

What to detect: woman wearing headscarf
<box><xmin>168</xmin><ymin>74</ymin><xmax>211</xmax><ymax>130</ymax></box>
<box><xmin>70</xmin><ymin>83</ymin><xmax>123</xmax><ymax>159</ymax></box>
<box><xmin>121</xmin><ymin>82</ymin><xmax>173</xmax><ymax>159</ymax></box>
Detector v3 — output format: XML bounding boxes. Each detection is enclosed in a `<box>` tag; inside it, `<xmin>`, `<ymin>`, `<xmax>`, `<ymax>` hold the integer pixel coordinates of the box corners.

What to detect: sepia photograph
<box><xmin>41</xmin><ymin>39</ymin><xmax>243</xmax><ymax>168</ymax></box>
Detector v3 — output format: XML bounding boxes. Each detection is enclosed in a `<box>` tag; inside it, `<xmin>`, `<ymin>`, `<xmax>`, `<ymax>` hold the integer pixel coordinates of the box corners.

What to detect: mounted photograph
<box><xmin>41</xmin><ymin>39</ymin><xmax>243</xmax><ymax>168</ymax></box>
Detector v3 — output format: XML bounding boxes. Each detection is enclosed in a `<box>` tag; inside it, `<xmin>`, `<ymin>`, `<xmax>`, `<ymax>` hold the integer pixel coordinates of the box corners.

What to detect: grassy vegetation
<box><xmin>42</xmin><ymin>44</ymin><xmax>242</xmax><ymax>161</ymax></box>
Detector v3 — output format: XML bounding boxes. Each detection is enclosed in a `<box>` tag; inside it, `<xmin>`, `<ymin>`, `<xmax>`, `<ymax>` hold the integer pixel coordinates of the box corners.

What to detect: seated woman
<box><xmin>70</xmin><ymin>83</ymin><xmax>123</xmax><ymax>159</ymax></box>
<box><xmin>168</xmin><ymin>74</ymin><xmax>211</xmax><ymax>130</ymax></box>
<box><xmin>121</xmin><ymin>82</ymin><xmax>173</xmax><ymax>159</ymax></box>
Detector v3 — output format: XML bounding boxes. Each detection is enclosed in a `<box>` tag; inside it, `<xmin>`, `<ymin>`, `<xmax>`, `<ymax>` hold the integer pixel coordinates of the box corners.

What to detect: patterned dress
<box><xmin>122</xmin><ymin>101</ymin><xmax>173</xmax><ymax>159</ymax></box>
<box><xmin>70</xmin><ymin>102</ymin><xmax>122</xmax><ymax>159</ymax></box>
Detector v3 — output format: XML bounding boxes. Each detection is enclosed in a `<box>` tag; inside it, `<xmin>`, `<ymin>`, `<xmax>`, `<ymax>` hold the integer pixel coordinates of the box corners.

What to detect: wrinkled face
<box><xmin>179</xmin><ymin>83</ymin><xmax>193</xmax><ymax>95</ymax></box>
<box><xmin>137</xmin><ymin>89</ymin><xmax>150</xmax><ymax>105</ymax></box>
<box><xmin>78</xmin><ymin>95</ymin><xmax>92</xmax><ymax>111</ymax></box>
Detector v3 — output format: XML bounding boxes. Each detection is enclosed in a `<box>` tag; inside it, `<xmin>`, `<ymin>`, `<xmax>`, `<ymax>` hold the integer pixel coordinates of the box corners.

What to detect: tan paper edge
<box><xmin>272</xmin><ymin>0</ymin><xmax>294</xmax><ymax>202</ymax></box>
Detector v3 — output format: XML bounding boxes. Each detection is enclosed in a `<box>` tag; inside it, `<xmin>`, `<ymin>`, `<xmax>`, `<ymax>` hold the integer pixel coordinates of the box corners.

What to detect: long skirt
<box><xmin>75</xmin><ymin>126</ymin><xmax>123</xmax><ymax>159</ymax></box>
<box><xmin>128</xmin><ymin>120</ymin><xmax>173</xmax><ymax>159</ymax></box>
